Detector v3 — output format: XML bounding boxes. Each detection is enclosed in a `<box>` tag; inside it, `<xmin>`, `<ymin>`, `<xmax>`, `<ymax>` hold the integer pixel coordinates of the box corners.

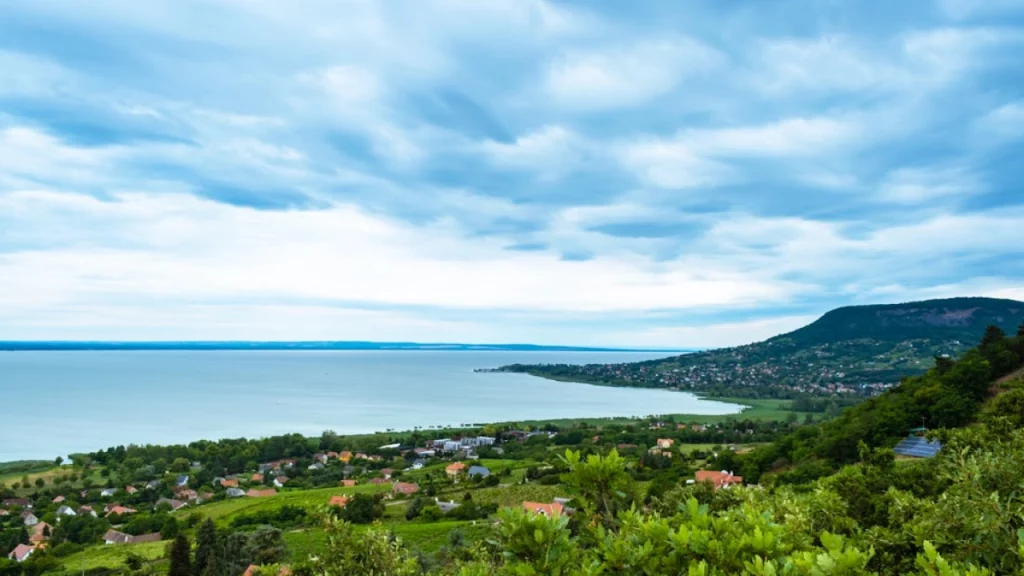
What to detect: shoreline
<box><xmin>0</xmin><ymin>398</ymin><xmax>790</xmax><ymax>466</ymax></box>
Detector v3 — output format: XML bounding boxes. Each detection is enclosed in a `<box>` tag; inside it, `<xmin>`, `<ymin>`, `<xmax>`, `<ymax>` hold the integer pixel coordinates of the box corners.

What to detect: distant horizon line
<box><xmin>0</xmin><ymin>340</ymin><xmax>694</xmax><ymax>353</ymax></box>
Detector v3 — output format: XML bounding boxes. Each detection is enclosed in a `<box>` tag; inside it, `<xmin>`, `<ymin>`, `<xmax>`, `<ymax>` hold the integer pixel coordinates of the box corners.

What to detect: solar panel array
<box><xmin>894</xmin><ymin>436</ymin><xmax>942</xmax><ymax>458</ymax></box>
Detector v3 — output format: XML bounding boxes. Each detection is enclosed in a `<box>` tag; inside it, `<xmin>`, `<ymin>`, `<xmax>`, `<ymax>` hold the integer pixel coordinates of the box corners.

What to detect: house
<box><xmin>30</xmin><ymin>522</ymin><xmax>51</xmax><ymax>544</ymax></box>
<box><xmin>125</xmin><ymin>485</ymin><xmax>138</xmax><ymax>495</ymax></box>
<box><xmin>338</xmin><ymin>451</ymin><xmax>352</xmax><ymax>462</ymax></box>
<box><xmin>102</xmin><ymin>530</ymin><xmax>159</xmax><ymax>545</ymax></box>
<box><xmin>461</xmin><ymin>436</ymin><xmax>495</xmax><ymax>448</ymax></box>
<box><xmin>445</xmin><ymin>462</ymin><xmax>467</xmax><ymax>478</ymax></box>
<box><xmin>246</xmin><ymin>489</ymin><xmax>277</xmax><ymax>498</ymax></box>
<box><xmin>392</xmin><ymin>482</ymin><xmax>419</xmax><ymax>496</ymax></box>
<box><xmin>694</xmin><ymin>470</ymin><xmax>743</xmax><ymax>490</ymax></box>
<box><xmin>656</xmin><ymin>438</ymin><xmax>674</xmax><ymax>449</ymax></box>
<box><xmin>340</xmin><ymin>480</ymin><xmax>356</xmax><ymax>487</ymax></box>
<box><xmin>105</xmin><ymin>506</ymin><xmax>137</xmax><ymax>517</ymax></box>
<box><xmin>436</xmin><ymin>499</ymin><xmax>460</xmax><ymax>513</ymax></box>
<box><xmin>101</xmin><ymin>488</ymin><xmax>117</xmax><ymax>498</ymax></box>
<box><xmin>273</xmin><ymin>476</ymin><xmax>289</xmax><ymax>488</ymax></box>
<box><xmin>308</xmin><ymin>462</ymin><xmax>324</xmax><ymax>471</ymax></box>
<box><xmin>104</xmin><ymin>529</ymin><xmax>132</xmax><ymax>545</ymax></box>
<box><xmin>467</xmin><ymin>466</ymin><xmax>490</xmax><ymax>478</ymax></box>
<box><xmin>380</xmin><ymin>468</ymin><xmax>393</xmax><ymax>479</ymax></box>
<box><xmin>411</xmin><ymin>459</ymin><xmax>426</xmax><ymax>470</ymax></box>
<box><xmin>413</xmin><ymin>448</ymin><xmax>435</xmax><ymax>457</ymax></box>
<box><xmin>156</xmin><ymin>498</ymin><xmax>188</xmax><ymax>511</ymax></box>
<box><xmin>328</xmin><ymin>495</ymin><xmax>349</xmax><ymax>508</ymax></box>
<box><xmin>177</xmin><ymin>489</ymin><xmax>200</xmax><ymax>501</ymax></box>
<box><xmin>56</xmin><ymin>505</ymin><xmax>77</xmax><ymax>518</ymax></box>
<box><xmin>78</xmin><ymin>505</ymin><xmax>98</xmax><ymax>517</ymax></box>
<box><xmin>145</xmin><ymin>480</ymin><xmax>162</xmax><ymax>490</ymax></box>
<box><xmin>312</xmin><ymin>453</ymin><xmax>327</xmax><ymax>464</ymax></box>
<box><xmin>0</xmin><ymin>509</ymin><xmax>8</xmax><ymax>516</ymax></box>
<box><xmin>52</xmin><ymin>495</ymin><xmax>65</xmax><ymax>504</ymax></box>
<box><xmin>251</xmin><ymin>473</ymin><xmax>264</xmax><ymax>483</ymax></box>
<box><xmin>522</xmin><ymin>501</ymin><xmax>564</xmax><ymax>518</ymax></box>
<box><xmin>221</xmin><ymin>478</ymin><xmax>239</xmax><ymax>488</ymax></box>
<box><xmin>369</xmin><ymin>477</ymin><xmax>388</xmax><ymax>485</ymax></box>
<box><xmin>21</xmin><ymin>511</ymin><xmax>39</xmax><ymax>526</ymax></box>
<box><xmin>8</xmin><ymin>544</ymin><xmax>33</xmax><ymax>563</ymax></box>
<box><xmin>2</xmin><ymin>498</ymin><xmax>30</xmax><ymax>509</ymax></box>
<box><xmin>442</xmin><ymin>441</ymin><xmax>461</xmax><ymax>453</ymax></box>
<box><xmin>175</xmin><ymin>474</ymin><xmax>189</xmax><ymax>487</ymax></box>
<box><xmin>226</xmin><ymin>488</ymin><xmax>246</xmax><ymax>498</ymax></box>
<box><xmin>326</xmin><ymin>451</ymin><xmax>339</xmax><ymax>459</ymax></box>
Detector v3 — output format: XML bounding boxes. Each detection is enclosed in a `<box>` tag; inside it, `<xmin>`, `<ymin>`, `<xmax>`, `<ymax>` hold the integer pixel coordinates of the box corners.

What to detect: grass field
<box><xmin>492</xmin><ymin>397</ymin><xmax>798</xmax><ymax>429</ymax></box>
<box><xmin>181</xmin><ymin>484</ymin><xmax>390</xmax><ymax>523</ymax></box>
<box><xmin>680</xmin><ymin>398</ymin><xmax>798</xmax><ymax>423</ymax></box>
<box><xmin>60</xmin><ymin>539</ymin><xmax>167</xmax><ymax>572</ymax></box>
<box><xmin>444</xmin><ymin>483</ymin><xmax>564</xmax><ymax>508</ymax></box>
<box><xmin>0</xmin><ymin>460</ymin><xmax>53</xmax><ymax>479</ymax></box>
<box><xmin>0</xmin><ymin>465</ymin><xmax>108</xmax><ymax>496</ymax></box>
<box><xmin>283</xmin><ymin>519</ymin><xmax>486</xmax><ymax>560</ymax></box>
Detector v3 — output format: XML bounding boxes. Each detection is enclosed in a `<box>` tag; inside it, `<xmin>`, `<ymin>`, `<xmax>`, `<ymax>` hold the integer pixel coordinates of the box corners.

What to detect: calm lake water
<box><xmin>0</xmin><ymin>351</ymin><xmax>741</xmax><ymax>461</ymax></box>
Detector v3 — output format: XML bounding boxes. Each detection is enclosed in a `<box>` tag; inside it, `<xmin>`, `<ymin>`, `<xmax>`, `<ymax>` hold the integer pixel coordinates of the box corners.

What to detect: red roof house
<box><xmin>694</xmin><ymin>470</ymin><xmax>743</xmax><ymax>490</ymax></box>
<box><xmin>522</xmin><ymin>501</ymin><xmax>564</xmax><ymax>518</ymax></box>
<box><xmin>392</xmin><ymin>482</ymin><xmax>419</xmax><ymax>495</ymax></box>
<box><xmin>8</xmin><ymin>544</ymin><xmax>33</xmax><ymax>562</ymax></box>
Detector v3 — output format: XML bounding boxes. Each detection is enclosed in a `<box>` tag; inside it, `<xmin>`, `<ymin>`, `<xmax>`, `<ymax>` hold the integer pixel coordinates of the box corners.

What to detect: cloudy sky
<box><xmin>1</xmin><ymin>0</ymin><xmax>1023</xmax><ymax>348</ymax></box>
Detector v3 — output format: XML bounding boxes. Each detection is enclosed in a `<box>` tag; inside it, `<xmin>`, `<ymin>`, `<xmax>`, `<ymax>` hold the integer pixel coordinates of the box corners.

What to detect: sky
<box><xmin>1</xmin><ymin>0</ymin><xmax>1023</xmax><ymax>348</ymax></box>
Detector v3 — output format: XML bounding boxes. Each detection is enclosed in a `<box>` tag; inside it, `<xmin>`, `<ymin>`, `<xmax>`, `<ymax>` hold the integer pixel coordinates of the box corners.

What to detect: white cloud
<box><xmin>478</xmin><ymin>125</ymin><xmax>591</xmax><ymax>178</ymax></box>
<box><xmin>750</xmin><ymin>27</ymin><xmax>1020</xmax><ymax>96</ymax></box>
<box><xmin>0</xmin><ymin>127</ymin><xmax>125</xmax><ymax>189</ymax></box>
<box><xmin>315</xmin><ymin>65</ymin><xmax>383</xmax><ymax>105</ymax></box>
<box><xmin>543</xmin><ymin>39</ymin><xmax>722</xmax><ymax>111</ymax></box>
<box><xmin>618</xmin><ymin>116</ymin><xmax>860</xmax><ymax>189</ymax></box>
<box><xmin>607</xmin><ymin>315</ymin><xmax>819</xmax><ymax>349</ymax></box>
<box><xmin>974</xmin><ymin>101</ymin><xmax>1024</xmax><ymax>141</ymax></box>
<box><xmin>0</xmin><ymin>191</ymin><xmax>796</xmax><ymax>321</ymax></box>
<box><xmin>876</xmin><ymin>166</ymin><xmax>982</xmax><ymax>204</ymax></box>
<box><xmin>751</xmin><ymin>36</ymin><xmax>902</xmax><ymax>94</ymax></box>
<box><xmin>0</xmin><ymin>50</ymin><xmax>80</xmax><ymax>97</ymax></box>
<box><xmin>938</xmin><ymin>0</ymin><xmax>1024</xmax><ymax>19</ymax></box>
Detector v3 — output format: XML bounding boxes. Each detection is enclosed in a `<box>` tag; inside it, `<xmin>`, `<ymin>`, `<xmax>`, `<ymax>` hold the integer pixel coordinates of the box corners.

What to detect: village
<box><xmin>1</xmin><ymin>422</ymin><xmax>759</xmax><ymax>570</ymax></box>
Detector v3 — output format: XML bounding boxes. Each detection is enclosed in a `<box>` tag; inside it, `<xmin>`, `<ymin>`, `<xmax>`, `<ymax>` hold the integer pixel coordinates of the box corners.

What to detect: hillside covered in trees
<box><xmin>488</xmin><ymin>297</ymin><xmax>1024</xmax><ymax>398</ymax></box>
<box><xmin>292</xmin><ymin>322</ymin><xmax>1024</xmax><ymax>575</ymax></box>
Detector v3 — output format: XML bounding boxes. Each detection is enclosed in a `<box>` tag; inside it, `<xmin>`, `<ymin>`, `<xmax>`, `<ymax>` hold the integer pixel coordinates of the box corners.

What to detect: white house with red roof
<box><xmin>522</xmin><ymin>501</ymin><xmax>564</xmax><ymax>518</ymax></box>
<box><xmin>694</xmin><ymin>470</ymin><xmax>743</xmax><ymax>490</ymax></box>
<box><xmin>8</xmin><ymin>544</ymin><xmax>34</xmax><ymax>563</ymax></box>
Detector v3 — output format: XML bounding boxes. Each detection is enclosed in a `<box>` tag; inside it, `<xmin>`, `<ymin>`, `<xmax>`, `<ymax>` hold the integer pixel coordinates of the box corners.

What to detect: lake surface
<box><xmin>0</xmin><ymin>351</ymin><xmax>742</xmax><ymax>461</ymax></box>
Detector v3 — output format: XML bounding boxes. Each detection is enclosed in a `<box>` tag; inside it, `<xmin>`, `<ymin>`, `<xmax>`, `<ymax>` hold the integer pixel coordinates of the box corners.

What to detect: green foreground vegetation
<box><xmin>2</xmin><ymin>323</ymin><xmax>1023</xmax><ymax>575</ymax></box>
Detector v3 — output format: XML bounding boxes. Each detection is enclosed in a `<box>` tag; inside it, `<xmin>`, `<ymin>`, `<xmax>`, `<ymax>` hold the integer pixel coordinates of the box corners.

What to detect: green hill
<box><xmin>773</xmin><ymin>297</ymin><xmax>1024</xmax><ymax>346</ymax></box>
<box><xmin>490</xmin><ymin>297</ymin><xmax>1024</xmax><ymax>397</ymax></box>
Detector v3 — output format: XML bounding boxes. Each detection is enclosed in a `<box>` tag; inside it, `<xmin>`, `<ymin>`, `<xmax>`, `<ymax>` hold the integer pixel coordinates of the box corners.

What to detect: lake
<box><xmin>0</xmin><ymin>350</ymin><xmax>742</xmax><ymax>461</ymax></box>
